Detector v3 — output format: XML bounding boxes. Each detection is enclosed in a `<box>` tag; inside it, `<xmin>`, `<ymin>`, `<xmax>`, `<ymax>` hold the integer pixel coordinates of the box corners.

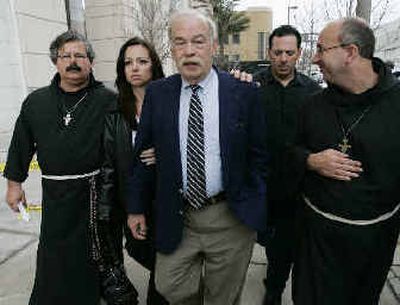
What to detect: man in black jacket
<box><xmin>254</xmin><ymin>25</ymin><xmax>320</xmax><ymax>305</ymax></box>
<box><xmin>290</xmin><ymin>17</ymin><xmax>400</xmax><ymax>305</ymax></box>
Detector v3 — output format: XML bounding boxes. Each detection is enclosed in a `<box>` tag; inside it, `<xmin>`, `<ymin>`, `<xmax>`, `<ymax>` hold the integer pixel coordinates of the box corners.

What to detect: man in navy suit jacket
<box><xmin>127</xmin><ymin>9</ymin><xmax>268</xmax><ymax>305</ymax></box>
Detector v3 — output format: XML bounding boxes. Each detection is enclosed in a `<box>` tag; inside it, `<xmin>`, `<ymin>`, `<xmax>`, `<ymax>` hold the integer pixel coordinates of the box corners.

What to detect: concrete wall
<box><xmin>14</xmin><ymin>0</ymin><xmax>68</xmax><ymax>91</ymax></box>
<box><xmin>85</xmin><ymin>0</ymin><xmax>136</xmax><ymax>88</ymax></box>
<box><xmin>0</xmin><ymin>0</ymin><xmax>67</xmax><ymax>154</ymax></box>
<box><xmin>0</xmin><ymin>0</ymin><xmax>25</xmax><ymax>153</ymax></box>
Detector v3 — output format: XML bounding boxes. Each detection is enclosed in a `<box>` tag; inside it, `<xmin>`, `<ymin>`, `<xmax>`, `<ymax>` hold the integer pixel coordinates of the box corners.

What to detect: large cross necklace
<box><xmin>337</xmin><ymin>104</ymin><xmax>373</xmax><ymax>154</ymax></box>
<box><xmin>63</xmin><ymin>92</ymin><xmax>88</xmax><ymax>126</ymax></box>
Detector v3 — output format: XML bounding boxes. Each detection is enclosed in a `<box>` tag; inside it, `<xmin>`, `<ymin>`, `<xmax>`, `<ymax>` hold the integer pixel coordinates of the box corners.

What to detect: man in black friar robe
<box><xmin>4</xmin><ymin>30</ymin><xmax>116</xmax><ymax>305</ymax></box>
<box><xmin>289</xmin><ymin>18</ymin><xmax>400</xmax><ymax>305</ymax></box>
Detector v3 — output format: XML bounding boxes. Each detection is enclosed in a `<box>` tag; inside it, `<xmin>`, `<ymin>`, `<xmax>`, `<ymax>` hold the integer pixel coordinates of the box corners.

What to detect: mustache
<box><xmin>66</xmin><ymin>63</ymin><xmax>82</xmax><ymax>72</ymax></box>
<box><xmin>179</xmin><ymin>58</ymin><xmax>201</xmax><ymax>66</ymax></box>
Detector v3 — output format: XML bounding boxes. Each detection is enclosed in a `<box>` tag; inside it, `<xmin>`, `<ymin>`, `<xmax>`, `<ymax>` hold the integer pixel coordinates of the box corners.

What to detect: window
<box><xmin>222</xmin><ymin>34</ymin><xmax>229</xmax><ymax>45</ymax></box>
<box><xmin>257</xmin><ymin>32</ymin><xmax>266</xmax><ymax>60</ymax></box>
<box><xmin>232</xmin><ymin>33</ymin><xmax>240</xmax><ymax>44</ymax></box>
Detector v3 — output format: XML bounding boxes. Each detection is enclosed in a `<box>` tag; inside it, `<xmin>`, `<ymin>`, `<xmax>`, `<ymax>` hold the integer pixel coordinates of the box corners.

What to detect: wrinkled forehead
<box><xmin>171</xmin><ymin>15</ymin><xmax>210</xmax><ymax>39</ymax></box>
<box><xmin>58</xmin><ymin>40</ymin><xmax>87</xmax><ymax>53</ymax></box>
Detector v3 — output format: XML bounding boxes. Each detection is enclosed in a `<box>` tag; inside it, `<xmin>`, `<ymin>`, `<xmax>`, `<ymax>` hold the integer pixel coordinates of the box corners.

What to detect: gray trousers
<box><xmin>155</xmin><ymin>202</ymin><xmax>255</xmax><ymax>305</ymax></box>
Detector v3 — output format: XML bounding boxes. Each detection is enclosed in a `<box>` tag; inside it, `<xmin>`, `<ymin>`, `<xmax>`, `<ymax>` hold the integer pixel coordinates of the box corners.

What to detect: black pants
<box><xmin>293</xmin><ymin>204</ymin><xmax>400</xmax><ymax>305</ymax></box>
<box><xmin>260</xmin><ymin>196</ymin><xmax>302</xmax><ymax>300</ymax></box>
<box><xmin>263</xmin><ymin>215</ymin><xmax>297</xmax><ymax>298</ymax></box>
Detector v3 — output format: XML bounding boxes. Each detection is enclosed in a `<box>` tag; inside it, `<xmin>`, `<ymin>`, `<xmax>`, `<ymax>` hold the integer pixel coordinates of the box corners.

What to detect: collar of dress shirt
<box><xmin>181</xmin><ymin>68</ymin><xmax>217</xmax><ymax>94</ymax></box>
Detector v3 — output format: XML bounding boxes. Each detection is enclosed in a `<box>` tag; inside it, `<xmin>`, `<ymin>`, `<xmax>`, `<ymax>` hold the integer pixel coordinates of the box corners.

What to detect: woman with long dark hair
<box><xmin>95</xmin><ymin>37</ymin><xmax>167</xmax><ymax>305</ymax></box>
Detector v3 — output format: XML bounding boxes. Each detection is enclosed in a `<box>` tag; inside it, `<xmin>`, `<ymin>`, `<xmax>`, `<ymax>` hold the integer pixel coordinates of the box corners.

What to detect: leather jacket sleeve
<box><xmin>97</xmin><ymin>113</ymin><xmax>118</xmax><ymax>221</ymax></box>
<box><xmin>93</xmin><ymin>112</ymin><xmax>121</xmax><ymax>266</ymax></box>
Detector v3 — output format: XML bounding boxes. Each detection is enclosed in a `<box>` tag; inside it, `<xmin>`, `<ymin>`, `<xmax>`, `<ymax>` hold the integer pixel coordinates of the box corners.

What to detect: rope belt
<box><xmin>42</xmin><ymin>169</ymin><xmax>100</xmax><ymax>181</ymax></box>
<box><xmin>303</xmin><ymin>196</ymin><xmax>400</xmax><ymax>226</ymax></box>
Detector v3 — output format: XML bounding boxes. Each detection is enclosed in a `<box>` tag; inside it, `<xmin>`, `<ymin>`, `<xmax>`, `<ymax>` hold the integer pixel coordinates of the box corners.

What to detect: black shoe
<box><xmin>263</xmin><ymin>293</ymin><xmax>282</xmax><ymax>305</ymax></box>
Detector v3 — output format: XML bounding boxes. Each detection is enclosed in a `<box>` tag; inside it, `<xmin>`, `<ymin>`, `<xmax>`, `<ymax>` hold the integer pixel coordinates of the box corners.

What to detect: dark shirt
<box><xmin>255</xmin><ymin>68</ymin><xmax>321</xmax><ymax>202</ymax></box>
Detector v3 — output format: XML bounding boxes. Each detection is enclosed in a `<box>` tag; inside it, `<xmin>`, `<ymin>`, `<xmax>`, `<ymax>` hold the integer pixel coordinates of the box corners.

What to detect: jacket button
<box><xmin>178</xmin><ymin>188</ymin><xmax>184</xmax><ymax>194</ymax></box>
<box><xmin>178</xmin><ymin>210</ymin><xmax>184</xmax><ymax>215</ymax></box>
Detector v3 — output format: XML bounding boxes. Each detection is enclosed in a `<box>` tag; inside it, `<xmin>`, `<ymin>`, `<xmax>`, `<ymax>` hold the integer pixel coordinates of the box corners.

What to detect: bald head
<box><xmin>314</xmin><ymin>18</ymin><xmax>378</xmax><ymax>93</ymax></box>
<box><xmin>322</xmin><ymin>18</ymin><xmax>375</xmax><ymax>59</ymax></box>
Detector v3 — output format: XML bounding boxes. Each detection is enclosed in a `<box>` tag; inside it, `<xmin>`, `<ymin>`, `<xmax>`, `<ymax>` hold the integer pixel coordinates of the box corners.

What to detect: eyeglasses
<box><xmin>124</xmin><ymin>57</ymin><xmax>151</xmax><ymax>67</ymax></box>
<box><xmin>57</xmin><ymin>53</ymin><xmax>88</xmax><ymax>61</ymax></box>
<box><xmin>315</xmin><ymin>43</ymin><xmax>348</xmax><ymax>55</ymax></box>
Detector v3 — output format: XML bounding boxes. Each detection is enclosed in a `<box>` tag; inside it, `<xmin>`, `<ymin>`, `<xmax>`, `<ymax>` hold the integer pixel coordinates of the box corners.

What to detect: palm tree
<box><xmin>210</xmin><ymin>0</ymin><xmax>250</xmax><ymax>69</ymax></box>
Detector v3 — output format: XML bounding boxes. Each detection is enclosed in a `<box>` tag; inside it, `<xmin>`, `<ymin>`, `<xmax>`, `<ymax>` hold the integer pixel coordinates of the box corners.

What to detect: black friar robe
<box><xmin>4</xmin><ymin>73</ymin><xmax>116</xmax><ymax>305</ymax></box>
<box><xmin>289</xmin><ymin>58</ymin><xmax>400</xmax><ymax>305</ymax></box>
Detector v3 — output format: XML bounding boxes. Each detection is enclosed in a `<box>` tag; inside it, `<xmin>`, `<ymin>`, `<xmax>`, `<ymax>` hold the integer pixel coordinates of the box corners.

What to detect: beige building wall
<box><xmin>0</xmin><ymin>0</ymin><xmax>67</xmax><ymax>153</ymax></box>
<box><xmin>84</xmin><ymin>0</ymin><xmax>137</xmax><ymax>88</ymax></box>
<box><xmin>224</xmin><ymin>7</ymin><xmax>273</xmax><ymax>62</ymax></box>
<box><xmin>14</xmin><ymin>0</ymin><xmax>68</xmax><ymax>91</ymax></box>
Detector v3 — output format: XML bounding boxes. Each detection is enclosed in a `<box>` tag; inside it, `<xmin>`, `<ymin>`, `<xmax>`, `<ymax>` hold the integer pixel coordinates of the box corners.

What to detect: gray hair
<box><xmin>168</xmin><ymin>9</ymin><xmax>218</xmax><ymax>43</ymax></box>
<box><xmin>338</xmin><ymin>17</ymin><xmax>375</xmax><ymax>59</ymax></box>
<box><xmin>49</xmin><ymin>30</ymin><xmax>95</xmax><ymax>64</ymax></box>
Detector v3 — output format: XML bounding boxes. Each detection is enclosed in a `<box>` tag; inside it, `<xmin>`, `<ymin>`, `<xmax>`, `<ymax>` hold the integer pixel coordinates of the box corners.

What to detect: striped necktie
<box><xmin>186</xmin><ymin>84</ymin><xmax>207</xmax><ymax>209</ymax></box>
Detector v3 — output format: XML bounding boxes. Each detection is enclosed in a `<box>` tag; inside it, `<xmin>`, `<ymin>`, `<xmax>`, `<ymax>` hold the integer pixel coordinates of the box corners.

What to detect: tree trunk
<box><xmin>356</xmin><ymin>0</ymin><xmax>372</xmax><ymax>24</ymax></box>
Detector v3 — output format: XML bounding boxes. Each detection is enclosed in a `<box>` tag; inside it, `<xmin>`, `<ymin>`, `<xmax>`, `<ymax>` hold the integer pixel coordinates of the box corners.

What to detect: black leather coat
<box><xmin>97</xmin><ymin>108</ymin><xmax>155</xmax><ymax>270</ymax></box>
<box><xmin>98</xmin><ymin>109</ymin><xmax>136</xmax><ymax>217</ymax></box>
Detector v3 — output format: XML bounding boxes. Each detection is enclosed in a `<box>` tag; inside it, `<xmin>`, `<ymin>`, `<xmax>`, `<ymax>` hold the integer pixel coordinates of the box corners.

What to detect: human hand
<box><xmin>230</xmin><ymin>69</ymin><xmax>253</xmax><ymax>83</ymax></box>
<box><xmin>140</xmin><ymin>147</ymin><xmax>156</xmax><ymax>166</ymax></box>
<box><xmin>127</xmin><ymin>214</ymin><xmax>147</xmax><ymax>240</ymax></box>
<box><xmin>6</xmin><ymin>180</ymin><xmax>26</xmax><ymax>212</ymax></box>
<box><xmin>307</xmin><ymin>149</ymin><xmax>363</xmax><ymax>181</ymax></box>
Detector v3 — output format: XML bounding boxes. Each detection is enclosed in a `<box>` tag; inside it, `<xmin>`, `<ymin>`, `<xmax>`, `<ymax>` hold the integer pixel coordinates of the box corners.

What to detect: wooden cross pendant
<box><xmin>338</xmin><ymin>137</ymin><xmax>351</xmax><ymax>153</ymax></box>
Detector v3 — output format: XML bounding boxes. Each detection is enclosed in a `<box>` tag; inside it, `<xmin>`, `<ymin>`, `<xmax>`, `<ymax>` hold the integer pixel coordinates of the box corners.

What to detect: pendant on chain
<box><xmin>338</xmin><ymin>137</ymin><xmax>351</xmax><ymax>153</ymax></box>
<box><xmin>62</xmin><ymin>92</ymin><xmax>88</xmax><ymax>127</ymax></box>
<box><xmin>63</xmin><ymin>113</ymin><xmax>72</xmax><ymax>126</ymax></box>
<box><xmin>336</xmin><ymin>105</ymin><xmax>373</xmax><ymax>154</ymax></box>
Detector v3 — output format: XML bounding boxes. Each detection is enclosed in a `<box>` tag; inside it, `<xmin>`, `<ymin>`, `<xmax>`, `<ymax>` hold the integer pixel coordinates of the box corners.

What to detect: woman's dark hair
<box><xmin>115</xmin><ymin>37</ymin><xmax>164</xmax><ymax>128</ymax></box>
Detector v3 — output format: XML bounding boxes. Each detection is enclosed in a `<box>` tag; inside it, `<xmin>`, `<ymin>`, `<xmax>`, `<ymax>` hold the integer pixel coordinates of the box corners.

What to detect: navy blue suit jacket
<box><xmin>126</xmin><ymin>70</ymin><xmax>268</xmax><ymax>254</ymax></box>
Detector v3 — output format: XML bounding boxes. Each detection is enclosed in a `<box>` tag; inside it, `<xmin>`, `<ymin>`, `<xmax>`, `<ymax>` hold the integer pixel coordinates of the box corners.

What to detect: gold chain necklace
<box><xmin>337</xmin><ymin>104</ymin><xmax>373</xmax><ymax>153</ymax></box>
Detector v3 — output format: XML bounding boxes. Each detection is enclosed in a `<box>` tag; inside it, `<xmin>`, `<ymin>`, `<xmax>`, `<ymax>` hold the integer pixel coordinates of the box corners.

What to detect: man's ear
<box><xmin>345</xmin><ymin>44</ymin><xmax>359</xmax><ymax>64</ymax></box>
<box><xmin>267</xmin><ymin>48</ymin><xmax>272</xmax><ymax>60</ymax></box>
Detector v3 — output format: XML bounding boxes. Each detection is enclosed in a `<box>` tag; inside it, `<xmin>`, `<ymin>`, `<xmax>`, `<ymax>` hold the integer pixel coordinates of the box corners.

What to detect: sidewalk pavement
<box><xmin>0</xmin><ymin>172</ymin><xmax>399</xmax><ymax>305</ymax></box>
